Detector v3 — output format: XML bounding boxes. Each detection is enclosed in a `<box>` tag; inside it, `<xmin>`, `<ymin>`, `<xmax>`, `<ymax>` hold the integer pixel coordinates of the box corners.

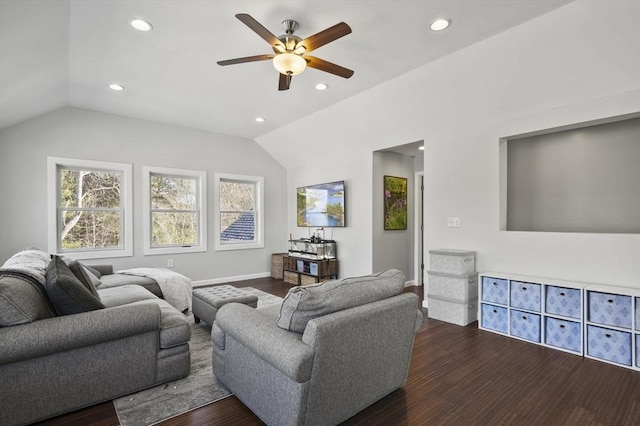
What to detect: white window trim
<box><xmin>143</xmin><ymin>166</ymin><xmax>207</xmax><ymax>255</ymax></box>
<box><xmin>47</xmin><ymin>156</ymin><xmax>133</xmax><ymax>259</ymax></box>
<box><xmin>214</xmin><ymin>173</ymin><xmax>264</xmax><ymax>251</ymax></box>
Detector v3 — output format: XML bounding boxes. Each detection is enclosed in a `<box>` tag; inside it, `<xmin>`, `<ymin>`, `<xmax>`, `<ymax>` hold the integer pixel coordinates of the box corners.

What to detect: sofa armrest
<box><xmin>215</xmin><ymin>303</ymin><xmax>314</xmax><ymax>383</ymax></box>
<box><xmin>0</xmin><ymin>303</ymin><xmax>161</xmax><ymax>365</ymax></box>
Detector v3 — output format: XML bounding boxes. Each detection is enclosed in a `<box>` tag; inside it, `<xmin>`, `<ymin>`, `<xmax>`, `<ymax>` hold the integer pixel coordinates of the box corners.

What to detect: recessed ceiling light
<box><xmin>108</xmin><ymin>83</ymin><xmax>124</xmax><ymax>91</ymax></box>
<box><xmin>130</xmin><ymin>18</ymin><xmax>153</xmax><ymax>32</ymax></box>
<box><xmin>430</xmin><ymin>18</ymin><xmax>451</xmax><ymax>31</ymax></box>
<box><xmin>315</xmin><ymin>83</ymin><xmax>328</xmax><ymax>91</ymax></box>
<box><xmin>418</xmin><ymin>146</ymin><xmax>425</xmax><ymax>151</ymax></box>
<box><xmin>255</xmin><ymin>117</ymin><xmax>266</xmax><ymax>123</ymax></box>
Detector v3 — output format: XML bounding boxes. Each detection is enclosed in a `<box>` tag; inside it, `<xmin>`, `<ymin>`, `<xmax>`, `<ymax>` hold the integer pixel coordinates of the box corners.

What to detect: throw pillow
<box><xmin>68</xmin><ymin>261</ymin><xmax>102</xmax><ymax>295</ymax></box>
<box><xmin>277</xmin><ymin>268</ymin><xmax>406</xmax><ymax>333</ymax></box>
<box><xmin>45</xmin><ymin>256</ymin><xmax>104</xmax><ymax>316</ymax></box>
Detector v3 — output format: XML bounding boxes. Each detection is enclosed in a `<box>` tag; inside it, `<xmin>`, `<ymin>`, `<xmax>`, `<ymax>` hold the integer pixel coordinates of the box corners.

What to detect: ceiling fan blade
<box><xmin>217</xmin><ymin>54</ymin><xmax>274</xmax><ymax>66</ymax></box>
<box><xmin>235</xmin><ymin>13</ymin><xmax>284</xmax><ymax>50</ymax></box>
<box><xmin>305</xmin><ymin>56</ymin><xmax>354</xmax><ymax>79</ymax></box>
<box><xmin>296</xmin><ymin>22</ymin><xmax>351</xmax><ymax>53</ymax></box>
<box><xmin>278</xmin><ymin>73</ymin><xmax>291</xmax><ymax>91</ymax></box>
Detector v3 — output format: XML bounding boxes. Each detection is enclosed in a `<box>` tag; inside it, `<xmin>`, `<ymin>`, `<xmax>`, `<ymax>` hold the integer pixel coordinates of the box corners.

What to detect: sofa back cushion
<box><xmin>45</xmin><ymin>256</ymin><xmax>104</xmax><ymax>315</ymax></box>
<box><xmin>68</xmin><ymin>261</ymin><xmax>102</xmax><ymax>296</ymax></box>
<box><xmin>0</xmin><ymin>274</ymin><xmax>55</xmax><ymax>326</ymax></box>
<box><xmin>277</xmin><ymin>269</ymin><xmax>406</xmax><ymax>333</ymax></box>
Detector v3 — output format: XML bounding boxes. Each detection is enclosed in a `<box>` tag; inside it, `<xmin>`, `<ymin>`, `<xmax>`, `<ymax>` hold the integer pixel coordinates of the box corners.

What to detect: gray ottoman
<box><xmin>192</xmin><ymin>285</ymin><xmax>258</xmax><ymax>325</ymax></box>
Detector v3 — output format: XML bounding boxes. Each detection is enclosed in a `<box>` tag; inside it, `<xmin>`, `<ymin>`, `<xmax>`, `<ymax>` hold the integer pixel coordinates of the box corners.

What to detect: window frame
<box><xmin>214</xmin><ymin>173</ymin><xmax>264</xmax><ymax>251</ymax></box>
<box><xmin>143</xmin><ymin>166</ymin><xmax>207</xmax><ymax>255</ymax></box>
<box><xmin>47</xmin><ymin>156</ymin><xmax>133</xmax><ymax>259</ymax></box>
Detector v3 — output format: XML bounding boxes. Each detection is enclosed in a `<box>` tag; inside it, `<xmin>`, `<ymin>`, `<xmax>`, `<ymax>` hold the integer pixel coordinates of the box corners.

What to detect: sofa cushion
<box><xmin>98</xmin><ymin>285</ymin><xmax>158</xmax><ymax>307</ymax></box>
<box><xmin>68</xmin><ymin>261</ymin><xmax>101</xmax><ymax>297</ymax></box>
<box><xmin>45</xmin><ymin>256</ymin><xmax>105</xmax><ymax>316</ymax></box>
<box><xmin>0</xmin><ymin>274</ymin><xmax>55</xmax><ymax>326</ymax></box>
<box><xmin>277</xmin><ymin>269</ymin><xmax>406</xmax><ymax>333</ymax></box>
<box><xmin>83</xmin><ymin>264</ymin><xmax>103</xmax><ymax>278</ymax></box>
<box><xmin>98</xmin><ymin>273</ymin><xmax>163</xmax><ymax>298</ymax></box>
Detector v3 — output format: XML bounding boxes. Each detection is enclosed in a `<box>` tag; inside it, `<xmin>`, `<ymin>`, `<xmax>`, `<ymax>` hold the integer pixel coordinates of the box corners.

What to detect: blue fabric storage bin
<box><xmin>588</xmin><ymin>291</ymin><xmax>632</xmax><ymax>329</ymax></box>
<box><xmin>481</xmin><ymin>277</ymin><xmax>508</xmax><ymax>305</ymax></box>
<box><xmin>635</xmin><ymin>297</ymin><xmax>639</xmax><ymax>331</ymax></box>
<box><xmin>309</xmin><ymin>262</ymin><xmax>318</xmax><ymax>275</ymax></box>
<box><xmin>545</xmin><ymin>317</ymin><xmax>581</xmax><ymax>353</ymax></box>
<box><xmin>510</xmin><ymin>309</ymin><xmax>541</xmax><ymax>343</ymax></box>
<box><xmin>545</xmin><ymin>285</ymin><xmax>581</xmax><ymax>319</ymax></box>
<box><xmin>481</xmin><ymin>303</ymin><xmax>508</xmax><ymax>333</ymax></box>
<box><xmin>636</xmin><ymin>335</ymin><xmax>640</xmax><ymax>367</ymax></box>
<box><xmin>510</xmin><ymin>281</ymin><xmax>541</xmax><ymax>312</ymax></box>
<box><xmin>586</xmin><ymin>325</ymin><xmax>632</xmax><ymax>366</ymax></box>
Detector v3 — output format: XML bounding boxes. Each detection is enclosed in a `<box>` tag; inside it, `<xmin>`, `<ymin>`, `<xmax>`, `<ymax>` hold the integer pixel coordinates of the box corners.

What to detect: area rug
<box><xmin>114</xmin><ymin>287</ymin><xmax>283</xmax><ymax>426</ymax></box>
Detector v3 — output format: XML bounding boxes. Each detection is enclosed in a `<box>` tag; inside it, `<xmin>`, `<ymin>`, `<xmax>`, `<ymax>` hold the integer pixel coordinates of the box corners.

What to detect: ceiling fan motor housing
<box><xmin>275</xmin><ymin>19</ymin><xmax>302</xmax><ymax>52</ymax></box>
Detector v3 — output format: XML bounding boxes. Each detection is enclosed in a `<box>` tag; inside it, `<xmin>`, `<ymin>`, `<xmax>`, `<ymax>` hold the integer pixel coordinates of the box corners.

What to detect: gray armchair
<box><xmin>211</xmin><ymin>270</ymin><xmax>422</xmax><ymax>426</ymax></box>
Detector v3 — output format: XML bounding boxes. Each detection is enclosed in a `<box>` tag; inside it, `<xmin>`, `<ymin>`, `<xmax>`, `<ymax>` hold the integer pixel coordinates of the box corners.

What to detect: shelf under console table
<box><xmin>282</xmin><ymin>255</ymin><xmax>338</xmax><ymax>286</ymax></box>
<box><xmin>478</xmin><ymin>272</ymin><xmax>640</xmax><ymax>371</ymax></box>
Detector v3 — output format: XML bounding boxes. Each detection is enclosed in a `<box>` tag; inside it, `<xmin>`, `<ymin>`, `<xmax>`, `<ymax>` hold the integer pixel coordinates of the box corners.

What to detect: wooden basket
<box><xmin>284</xmin><ymin>270</ymin><xmax>300</xmax><ymax>285</ymax></box>
<box><xmin>271</xmin><ymin>253</ymin><xmax>286</xmax><ymax>279</ymax></box>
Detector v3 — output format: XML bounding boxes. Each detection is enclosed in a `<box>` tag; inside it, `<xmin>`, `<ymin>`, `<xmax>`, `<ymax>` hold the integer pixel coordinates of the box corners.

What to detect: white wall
<box><xmin>0</xmin><ymin>107</ymin><xmax>288</xmax><ymax>282</ymax></box>
<box><xmin>256</xmin><ymin>0</ymin><xmax>640</xmax><ymax>288</ymax></box>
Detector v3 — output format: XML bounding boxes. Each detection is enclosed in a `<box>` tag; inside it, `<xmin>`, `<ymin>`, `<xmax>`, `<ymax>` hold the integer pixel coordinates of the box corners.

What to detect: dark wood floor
<box><xmin>36</xmin><ymin>277</ymin><xmax>640</xmax><ymax>426</ymax></box>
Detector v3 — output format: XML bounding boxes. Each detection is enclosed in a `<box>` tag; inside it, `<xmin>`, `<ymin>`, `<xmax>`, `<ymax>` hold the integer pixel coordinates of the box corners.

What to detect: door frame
<box><xmin>413</xmin><ymin>171</ymin><xmax>424</xmax><ymax>289</ymax></box>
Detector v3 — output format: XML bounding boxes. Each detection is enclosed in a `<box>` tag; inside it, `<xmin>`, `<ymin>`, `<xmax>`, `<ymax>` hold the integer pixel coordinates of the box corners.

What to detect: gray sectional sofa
<box><xmin>212</xmin><ymin>269</ymin><xmax>423</xmax><ymax>426</ymax></box>
<box><xmin>0</xmin><ymin>250</ymin><xmax>191</xmax><ymax>426</ymax></box>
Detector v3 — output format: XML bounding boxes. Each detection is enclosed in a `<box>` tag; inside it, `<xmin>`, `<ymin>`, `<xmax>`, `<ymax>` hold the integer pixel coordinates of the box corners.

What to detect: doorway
<box><xmin>371</xmin><ymin>141</ymin><xmax>424</xmax><ymax>285</ymax></box>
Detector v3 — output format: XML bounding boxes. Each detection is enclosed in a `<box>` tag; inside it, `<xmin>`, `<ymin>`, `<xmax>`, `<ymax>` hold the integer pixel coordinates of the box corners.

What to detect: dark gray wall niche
<box><xmin>506</xmin><ymin>116</ymin><xmax>640</xmax><ymax>233</ymax></box>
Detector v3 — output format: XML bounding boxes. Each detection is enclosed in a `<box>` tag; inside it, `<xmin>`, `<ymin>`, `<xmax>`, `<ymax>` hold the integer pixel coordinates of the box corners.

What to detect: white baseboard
<box><xmin>192</xmin><ymin>271</ymin><xmax>271</xmax><ymax>288</ymax></box>
<box><xmin>422</xmin><ymin>300</ymin><xmax>428</xmax><ymax>308</ymax></box>
<box><xmin>404</xmin><ymin>280</ymin><xmax>422</xmax><ymax>287</ymax></box>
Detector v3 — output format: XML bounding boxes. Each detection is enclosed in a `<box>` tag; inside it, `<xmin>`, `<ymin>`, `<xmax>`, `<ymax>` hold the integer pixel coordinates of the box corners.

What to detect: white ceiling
<box><xmin>0</xmin><ymin>0</ymin><xmax>573</xmax><ymax>140</ymax></box>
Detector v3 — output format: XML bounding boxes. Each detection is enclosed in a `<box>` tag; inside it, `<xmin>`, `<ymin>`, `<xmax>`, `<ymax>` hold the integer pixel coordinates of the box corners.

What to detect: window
<box><xmin>143</xmin><ymin>166</ymin><xmax>207</xmax><ymax>255</ymax></box>
<box><xmin>47</xmin><ymin>157</ymin><xmax>132</xmax><ymax>259</ymax></box>
<box><xmin>215</xmin><ymin>173</ymin><xmax>264</xmax><ymax>250</ymax></box>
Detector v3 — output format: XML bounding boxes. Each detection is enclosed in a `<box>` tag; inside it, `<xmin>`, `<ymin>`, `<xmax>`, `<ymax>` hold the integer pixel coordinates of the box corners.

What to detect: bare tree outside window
<box><xmin>58</xmin><ymin>168</ymin><xmax>123</xmax><ymax>250</ymax></box>
<box><xmin>150</xmin><ymin>174</ymin><xmax>199</xmax><ymax>246</ymax></box>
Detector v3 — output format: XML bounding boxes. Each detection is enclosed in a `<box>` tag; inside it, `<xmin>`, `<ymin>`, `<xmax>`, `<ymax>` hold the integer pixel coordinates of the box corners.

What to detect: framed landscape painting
<box><xmin>384</xmin><ymin>175</ymin><xmax>407</xmax><ymax>230</ymax></box>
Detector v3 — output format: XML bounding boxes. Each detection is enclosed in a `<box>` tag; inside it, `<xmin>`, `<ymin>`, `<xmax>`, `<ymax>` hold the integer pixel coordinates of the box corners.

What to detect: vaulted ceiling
<box><xmin>0</xmin><ymin>0</ymin><xmax>572</xmax><ymax>139</ymax></box>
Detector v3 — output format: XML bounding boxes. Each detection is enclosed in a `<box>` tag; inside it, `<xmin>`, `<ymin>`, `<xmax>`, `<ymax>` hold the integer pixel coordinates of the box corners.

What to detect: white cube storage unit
<box><xmin>584</xmin><ymin>285</ymin><xmax>640</xmax><ymax>370</ymax></box>
<box><xmin>479</xmin><ymin>272</ymin><xmax>585</xmax><ymax>355</ymax></box>
<box><xmin>479</xmin><ymin>272</ymin><xmax>640</xmax><ymax>371</ymax></box>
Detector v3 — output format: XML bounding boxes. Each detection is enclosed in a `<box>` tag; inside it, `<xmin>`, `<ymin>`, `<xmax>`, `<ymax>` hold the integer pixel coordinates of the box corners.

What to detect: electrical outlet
<box><xmin>447</xmin><ymin>217</ymin><xmax>461</xmax><ymax>227</ymax></box>
<box><xmin>167</xmin><ymin>259</ymin><xmax>174</xmax><ymax>268</ymax></box>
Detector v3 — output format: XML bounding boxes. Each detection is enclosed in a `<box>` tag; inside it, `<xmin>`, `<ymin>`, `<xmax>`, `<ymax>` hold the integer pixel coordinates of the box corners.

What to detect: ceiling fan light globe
<box><xmin>273</xmin><ymin>52</ymin><xmax>306</xmax><ymax>76</ymax></box>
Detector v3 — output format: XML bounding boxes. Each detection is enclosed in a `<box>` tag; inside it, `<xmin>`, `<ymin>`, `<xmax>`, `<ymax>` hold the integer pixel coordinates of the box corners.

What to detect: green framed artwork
<box><xmin>384</xmin><ymin>175</ymin><xmax>407</xmax><ymax>230</ymax></box>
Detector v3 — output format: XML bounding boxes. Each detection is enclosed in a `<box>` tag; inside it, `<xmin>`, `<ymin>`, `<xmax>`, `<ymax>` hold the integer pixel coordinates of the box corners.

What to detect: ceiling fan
<box><xmin>217</xmin><ymin>14</ymin><xmax>354</xmax><ymax>91</ymax></box>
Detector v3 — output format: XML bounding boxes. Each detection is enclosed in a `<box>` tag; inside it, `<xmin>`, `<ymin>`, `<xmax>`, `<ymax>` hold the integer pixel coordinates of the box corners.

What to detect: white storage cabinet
<box><xmin>479</xmin><ymin>272</ymin><xmax>640</xmax><ymax>371</ymax></box>
<box><xmin>479</xmin><ymin>272</ymin><xmax>585</xmax><ymax>356</ymax></box>
<box><xmin>584</xmin><ymin>284</ymin><xmax>640</xmax><ymax>370</ymax></box>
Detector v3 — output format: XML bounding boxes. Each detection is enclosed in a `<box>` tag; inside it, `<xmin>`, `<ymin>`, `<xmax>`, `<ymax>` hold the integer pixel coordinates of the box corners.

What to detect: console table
<box><xmin>283</xmin><ymin>239</ymin><xmax>338</xmax><ymax>285</ymax></box>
